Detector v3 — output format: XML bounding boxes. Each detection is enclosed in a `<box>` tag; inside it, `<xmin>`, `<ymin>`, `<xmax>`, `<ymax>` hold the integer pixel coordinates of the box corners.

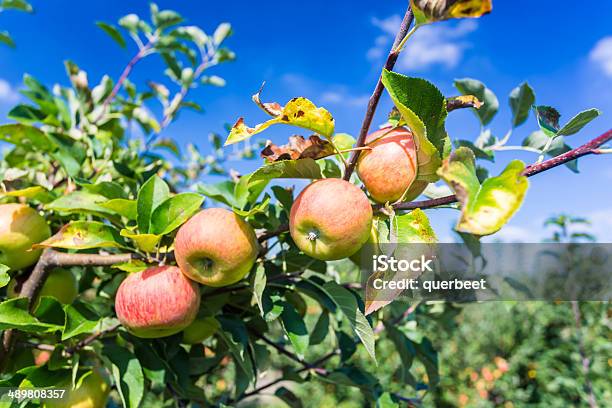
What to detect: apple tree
<box><xmin>0</xmin><ymin>1</ymin><xmax>610</xmax><ymax>407</ymax></box>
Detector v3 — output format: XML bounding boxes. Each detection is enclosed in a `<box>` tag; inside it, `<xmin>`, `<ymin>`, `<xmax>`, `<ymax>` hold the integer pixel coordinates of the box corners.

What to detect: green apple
<box><xmin>182</xmin><ymin>316</ymin><xmax>220</xmax><ymax>344</ymax></box>
<box><xmin>289</xmin><ymin>178</ymin><xmax>373</xmax><ymax>261</ymax></box>
<box><xmin>8</xmin><ymin>268</ymin><xmax>78</xmax><ymax>305</ymax></box>
<box><xmin>43</xmin><ymin>368</ymin><xmax>110</xmax><ymax>408</ymax></box>
<box><xmin>0</xmin><ymin>204</ymin><xmax>51</xmax><ymax>270</ymax></box>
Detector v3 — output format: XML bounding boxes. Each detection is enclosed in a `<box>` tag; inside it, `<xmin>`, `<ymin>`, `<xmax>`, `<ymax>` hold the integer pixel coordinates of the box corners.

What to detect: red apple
<box><xmin>289</xmin><ymin>178</ymin><xmax>373</xmax><ymax>260</ymax></box>
<box><xmin>174</xmin><ymin>208</ymin><xmax>259</xmax><ymax>287</ymax></box>
<box><xmin>115</xmin><ymin>265</ymin><xmax>200</xmax><ymax>338</ymax></box>
<box><xmin>357</xmin><ymin>126</ymin><xmax>427</xmax><ymax>203</ymax></box>
<box><xmin>0</xmin><ymin>204</ymin><xmax>51</xmax><ymax>270</ymax></box>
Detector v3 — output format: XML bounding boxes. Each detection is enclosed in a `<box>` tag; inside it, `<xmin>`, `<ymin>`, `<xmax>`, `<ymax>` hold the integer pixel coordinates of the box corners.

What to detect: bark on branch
<box><xmin>343</xmin><ymin>5</ymin><xmax>414</xmax><ymax>180</ymax></box>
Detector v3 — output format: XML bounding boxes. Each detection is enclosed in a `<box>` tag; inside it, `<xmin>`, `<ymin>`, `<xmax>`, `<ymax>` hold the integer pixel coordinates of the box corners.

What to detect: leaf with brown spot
<box><xmin>446</xmin><ymin>95</ymin><xmax>483</xmax><ymax>112</ymax></box>
<box><xmin>36</xmin><ymin>221</ymin><xmax>128</xmax><ymax>250</ymax></box>
<box><xmin>225</xmin><ymin>96</ymin><xmax>335</xmax><ymax>146</ymax></box>
<box><xmin>412</xmin><ymin>0</ymin><xmax>492</xmax><ymax>25</ymax></box>
<box><xmin>261</xmin><ymin>135</ymin><xmax>336</xmax><ymax>162</ymax></box>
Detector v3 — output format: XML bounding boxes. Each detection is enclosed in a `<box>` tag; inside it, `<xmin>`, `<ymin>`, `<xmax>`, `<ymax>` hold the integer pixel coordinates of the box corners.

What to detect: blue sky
<box><xmin>1</xmin><ymin>1</ymin><xmax>611</xmax><ymax>241</ymax></box>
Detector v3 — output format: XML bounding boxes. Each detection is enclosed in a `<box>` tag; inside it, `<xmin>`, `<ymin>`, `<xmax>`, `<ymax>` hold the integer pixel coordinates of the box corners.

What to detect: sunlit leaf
<box><xmin>120</xmin><ymin>230</ymin><xmax>161</xmax><ymax>253</ymax></box>
<box><xmin>557</xmin><ymin>108</ymin><xmax>601</xmax><ymax>136</ymax></box>
<box><xmin>149</xmin><ymin>193</ymin><xmax>204</xmax><ymax>235</ymax></box>
<box><xmin>454</xmin><ymin>78</ymin><xmax>499</xmax><ymax>126</ymax></box>
<box><xmin>96</xmin><ymin>22</ymin><xmax>126</xmax><ymax>48</ymax></box>
<box><xmin>411</xmin><ymin>0</ymin><xmax>492</xmax><ymax>25</ymax></box>
<box><xmin>509</xmin><ymin>82</ymin><xmax>535</xmax><ymax>128</ymax></box>
<box><xmin>381</xmin><ymin>70</ymin><xmax>448</xmax><ymax>183</ymax></box>
<box><xmin>437</xmin><ymin>147</ymin><xmax>529</xmax><ymax>236</ymax></box>
<box><xmin>225</xmin><ymin>97</ymin><xmax>335</xmax><ymax>146</ymax></box>
<box><xmin>36</xmin><ymin>221</ymin><xmax>127</xmax><ymax>250</ymax></box>
<box><xmin>137</xmin><ymin>175</ymin><xmax>170</xmax><ymax>233</ymax></box>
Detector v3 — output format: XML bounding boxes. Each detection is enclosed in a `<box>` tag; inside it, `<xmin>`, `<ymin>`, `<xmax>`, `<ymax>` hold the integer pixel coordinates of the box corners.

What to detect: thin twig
<box><xmin>389</xmin><ymin>128</ymin><xmax>612</xmax><ymax>211</ymax></box>
<box><xmin>0</xmin><ymin>250</ymin><xmax>138</xmax><ymax>371</ymax></box>
<box><xmin>65</xmin><ymin>323</ymin><xmax>121</xmax><ymax>355</ymax></box>
<box><xmin>343</xmin><ymin>5</ymin><xmax>414</xmax><ymax>180</ymax></box>
<box><xmin>93</xmin><ymin>39</ymin><xmax>156</xmax><ymax>124</ymax></box>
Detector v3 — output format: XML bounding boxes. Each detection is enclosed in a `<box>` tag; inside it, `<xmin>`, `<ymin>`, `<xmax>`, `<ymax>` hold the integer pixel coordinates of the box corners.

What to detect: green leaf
<box><xmin>322</xmin><ymin>282</ymin><xmax>376</xmax><ymax>362</ymax></box>
<box><xmin>118</xmin><ymin>13</ymin><xmax>140</xmax><ymax>32</ymax></box>
<box><xmin>377</xmin><ymin>392</ymin><xmax>400</xmax><ymax>408</ymax></box>
<box><xmin>391</xmin><ymin>208</ymin><xmax>437</xmax><ymax>244</ymax></box>
<box><xmin>149</xmin><ymin>193</ymin><xmax>204</xmax><ymax>235</ymax></box>
<box><xmin>1</xmin><ymin>0</ymin><xmax>33</xmax><ymax>12</ymax></box>
<box><xmin>385</xmin><ymin>325</ymin><xmax>416</xmax><ymax>385</ymax></box>
<box><xmin>381</xmin><ymin>70</ymin><xmax>447</xmax><ymax>182</ymax></box>
<box><xmin>120</xmin><ymin>230</ymin><xmax>161</xmax><ymax>253</ymax></box>
<box><xmin>0</xmin><ymin>124</ymin><xmax>51</xmax><ymax>151</ymax></box>
<box><xmin>46</xmin><ymin>191</ymin><xmax>118</xmax><ymax>218</ymax></box>
<box><xmin>275</xmin><ymin>387</ymin><xmax>304</xmax><ymax>408</ymax></box>
<box><xmin>250</xmin><ymin>159</ymin><xmax>322</xmax><ymax>182</ymax></box>
<box><xmin>152</xmin><ymin>9</ymin><xmax>183</xmax><ymax>29</ymax></box>
<box><xmin>509</xmin><ymin>82</ymin><xmax>535</xmax><ymax>127</ymax></box>
<box><xmin>217</xmin><ymin>316</ymin><xmax>254</xmax><ymax>383</ymax></box>
<box><xmin>213</xmin><ymin>22</ymin><xmax>232</xmax><ymax>45</ymax></box>
<box><xmin>0</xmin><ymin>298</ymin><xmax>62</xmax><ymax>332</ymax></box>
<box><xmin>36</xmin><ymin>221</ymin><xmax>127</xmax><ymax>250</ymax></box>
<box><xmin>437</xmin><ymin>147</ymin><xmax>529</xmax><ymax>236</ymax></box>
<box><xmin>102</xmin><ymin>344</ymin><xmax>144</xmax><ymax>408</ymax></box>
<box><xmin>309</xmin><ymin>310</ymin><xmax>329</xmax><ymax>345</ymax></box>
<box><xmin>99</xmin><ymin>198</ymin><xmax>138</xmax><ymax>220</ymax></box>
<box><xmin>197</xmin><ymin>181</ymin><xmax>238</xmax><ymax>207</ymax></box>
<box><xmin>454</xmin><ymin>139</ymin><xmax>494</xmax><ymax>162</ymax></box>
<box><xmin>96</xmin><ymin>22</ymin><xmax>126</xmax><ymax>48</ymax></box>
<box><xmin>415</xmin><ymin>337</ymin><xmax>439</xmax><ymax>387</ymax></box>
<box><xmin>75</xmin><ymin>180</ymin><xmax>126</xmax><ymax>199</ymax></box>
<box><xmin>522</xmin><ymin>131</ymin><xmax>578</xmax><ymax>173</ymax></box>
<box><xmin>62</xmin><ymin>301</ymin><xmax>102</xmax><ymax>340</ymax></box>
<box><xmin>0</xmin><ymin>264</ymin><xmax>10</xmax><ymax>288</ymax></box>
<box><xmin>251</xmin><ymin>264</ymin><xmax>266</xmax><ymax>316</ymax></box>
<box><xmin>137</xmin><ymin>175</ymin><xmax>170</xmax><ymax>233</ymax></box>
<box><xmin>557</xmin><ymin>108</ymin><xmax>601</xmax><ymax>136</ymax></box>
<box><xmin>0</xmin><ymin>31</ymin><xmax>15</xmax><ymax>47</ymax></box>
<box><xmin>411</xmin><ymin>0</ymin><xmax>492</xmax><ymax>25</ymax></box>
<box><xmin>280</xmin><ymin>301</ymin><xmax>309</xmax><ymax>358</ymax></box>
<box><xmin>454</xmin><ymin>78</ymin><xmax>499</xmax><ymax>125</ymax></box>
<box><xmin>533</xmin><ymin>105</ymin><xmax>560</xmax><ymax>137</ymax></box>
<box><xmin>225</xmin><ymin>97</ymin><xmax>335</xmax><ymax>146</ymax></box>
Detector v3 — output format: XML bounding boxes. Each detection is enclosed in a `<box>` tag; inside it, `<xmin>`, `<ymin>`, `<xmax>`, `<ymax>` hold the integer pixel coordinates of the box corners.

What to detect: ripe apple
<box><xmin>289</xmin><ymin>178</ymin><xmax>373</xmax><ymax>261</ymax></box>
<box><xmin>182</xmin><ymin>316</ymin><xmax>220</xmax><ymax>344</ymax></box>
<box><xmin>174</xmin><ymin>208</ymin><xmax>259</xmax><ymax>287</ymax></box>
<box><xmin>8</xmin><ymin>268</ymin><xmax>78</xmax><ymax>305</ymax></box>
<box><xmin>356</xmin><ymin>126</ymin><xmax>427</xmax><ymax>203</ymax></box>
<box><xmin>0</xmin><ymin>204</ymin><xmax>51</xmax><ymax>270</ymax></box>
<box><xmin>43</xmin><ymin>368</ymin><xmax>110</xmax><ymax>408</ymax></box>
<box><xmin>115</xmin><ymin>265</ymin><xmax>200</xmax><ymax>338</ymax></box>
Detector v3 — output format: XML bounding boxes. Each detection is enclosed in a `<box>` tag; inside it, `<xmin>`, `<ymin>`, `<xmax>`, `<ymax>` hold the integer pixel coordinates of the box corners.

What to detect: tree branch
<box><xmin>65</xmin><ymin>322</ymin><xmax>121</xmax><ymax>356</ymax></box>
<box><xmin>0</xmin><ymin>250</ymin><xmax>138</xmax><ymax>371</ymax></box>
<box><xmin>343</xmin><ymin>5</ymin><xmax>414</xmax><ymax>181</ymax></box>
<box><xmin>93</xmin><ymin>39</ymin><xmax>156</xmax><ymax>124</ymax></box>
<box><xmin>389</xmin><ymin>128</ymin><xmax>612</xmax><ymax>211</ymax></box>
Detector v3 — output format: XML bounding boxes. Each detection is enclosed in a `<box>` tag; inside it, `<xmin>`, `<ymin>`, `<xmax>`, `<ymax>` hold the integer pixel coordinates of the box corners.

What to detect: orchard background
<box><xmin>0</xmin><ymin>1</ymin><xmax>611</xmax><ymax>407</ymax></box>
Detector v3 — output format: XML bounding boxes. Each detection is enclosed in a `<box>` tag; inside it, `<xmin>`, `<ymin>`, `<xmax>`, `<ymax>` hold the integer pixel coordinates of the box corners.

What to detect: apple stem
<box><xmin>307</xmin><ymin>231</ymin><xmax>319</xmax><ymax>241</ymax></box>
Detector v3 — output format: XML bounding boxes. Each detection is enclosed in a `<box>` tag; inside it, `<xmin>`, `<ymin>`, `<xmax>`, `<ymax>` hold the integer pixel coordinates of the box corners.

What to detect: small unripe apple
<box><xmin>357</xmin><ymin>126</ymin><xmax>427</xmax><ymax>203</ymax></box>
<box><xmin>289</xmin><ymin>178</ymin><xmax>373</xmax><ymax>261</ymax></box>
<box><xmin>8</xmin><ymin>268</ymin><xmax>78</xmax><ymax>305</ymax></box>
<box><xmin>115</xmin><ymin>265</ymin><xmax>200</xmax><ymax>338</ymax></box>
<box><xmin>0</xmin><ymin>204</ymin><xmax>51</xmax><ymax>270</ymax></box>
<box><xmin>182</xmin><ymin>316</ymin><xmax>220</xmax><ymax>344</ymax></box>
<box><xmin>43</xmin><ymin>368</ymin><xmax>110</xmax><ymax>408</ymax></box>
<box><xmin>174</xmin><ymin>208</ymin><xmax>259</xmax><ymax>287</ymax></box>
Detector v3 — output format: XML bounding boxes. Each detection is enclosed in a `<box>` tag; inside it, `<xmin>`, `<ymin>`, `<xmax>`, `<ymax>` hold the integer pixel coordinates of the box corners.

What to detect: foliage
<box><xmin>0</xmin><ymin>2</ymin><xmax>608</xmax><ymax>407</ymax></box>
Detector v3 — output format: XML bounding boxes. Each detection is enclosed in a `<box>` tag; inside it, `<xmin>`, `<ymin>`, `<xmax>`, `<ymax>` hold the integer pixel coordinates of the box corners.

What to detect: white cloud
<box><xmin>0</xmin><ymin>79</ymin><xmax>19</xmax><ymax>103</ymax></box>
<box><xmin>321</xmin><ymin>91</ymin><xmax>369</xmax><ymax>107</ymax></box>
<box><xmin>368</xmin><ymin>16</ymin><xmax>478</xmax><ymax>71</ymax></box>
<box><xmin>589</xmin><ymin>36</ymin><xmax>612</xmax><ymax>77</ymax></box>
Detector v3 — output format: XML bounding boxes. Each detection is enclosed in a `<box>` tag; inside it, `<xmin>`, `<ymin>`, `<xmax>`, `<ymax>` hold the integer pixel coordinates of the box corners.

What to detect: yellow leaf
<box><xmin>120</xmin><ymin>229</ymin><xmax>161</xmax><ymax>253</ymax></box>
<box><xmin>411</xmin><ymin>0</ymin><xmax>492</xmax><ymax>24</ymax></box>
<box><xmin>225</xmin><ymin>97</ymin><xmax>335</xmax><ymax>146</ymax></box>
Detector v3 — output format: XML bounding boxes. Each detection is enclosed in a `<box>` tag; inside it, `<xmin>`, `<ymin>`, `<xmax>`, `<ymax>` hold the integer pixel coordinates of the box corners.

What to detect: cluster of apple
<box><xmin>1</xmin><ymin>126</ymin><xmax>419</xmax><ymax>341</ymax></box>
